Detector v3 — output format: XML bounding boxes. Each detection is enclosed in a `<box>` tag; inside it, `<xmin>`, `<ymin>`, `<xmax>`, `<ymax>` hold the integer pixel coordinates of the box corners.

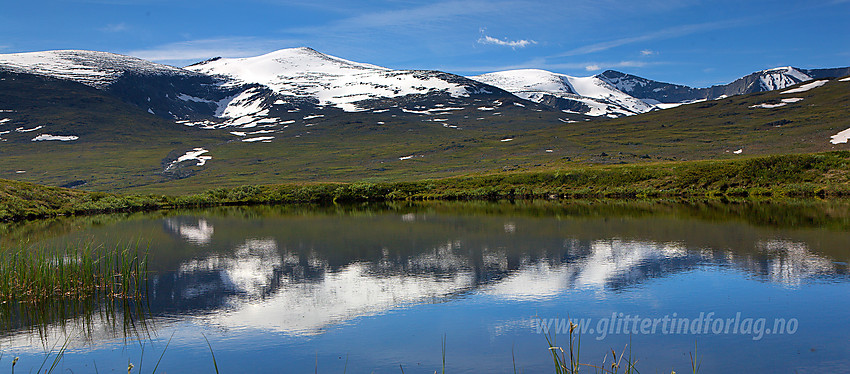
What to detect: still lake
<box><xmin>1</xmin><ymin>200</ymin><xmax>848</xmax><ymax>373</ymax></box>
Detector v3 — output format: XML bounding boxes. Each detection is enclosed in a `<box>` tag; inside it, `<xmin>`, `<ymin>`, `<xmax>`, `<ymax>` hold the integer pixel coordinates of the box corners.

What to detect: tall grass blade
<box><xmin>202</xmin><ymin>333</ymin><xmax>220</xmax><ymax>374</ymax></box>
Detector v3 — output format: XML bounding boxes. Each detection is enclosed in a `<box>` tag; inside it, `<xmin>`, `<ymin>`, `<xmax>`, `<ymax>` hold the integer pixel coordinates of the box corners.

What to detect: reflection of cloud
<box><xmin>164</xmin><ymin>218</ymin><xmax>214</xmax><ymax>245</ymax></box>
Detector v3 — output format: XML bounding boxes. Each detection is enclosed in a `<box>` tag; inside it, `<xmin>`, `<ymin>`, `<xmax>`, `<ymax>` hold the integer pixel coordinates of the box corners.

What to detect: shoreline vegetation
<box><xmin>0</xmin><ymin>242</ymin><xmax>147</xmax><ymax>302</ymax></box>
<box><xmin>3</xmin><ymin>151</ymin><xmax>850</xmax><ymax>222</ymax></box>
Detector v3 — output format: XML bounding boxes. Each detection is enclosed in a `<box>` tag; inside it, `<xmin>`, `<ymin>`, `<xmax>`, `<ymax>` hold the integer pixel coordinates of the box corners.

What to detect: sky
<box><xmin>1</xmin><ymin>0</ymin><xmax>848</xmax><ymax>87</ymax></box>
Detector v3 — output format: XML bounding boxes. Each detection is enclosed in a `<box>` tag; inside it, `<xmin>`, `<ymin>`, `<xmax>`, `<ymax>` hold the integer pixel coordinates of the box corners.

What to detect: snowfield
<box><xmin>0</xmin><ymin>50</ymin><xmax>196</xmax><ymax>88</ymax></box>
<box><xmin>757</xmin><ymin>67</ymin><xmax>812</xmax><ymax>91</ymax></box>
<box><xmin>187</xmin><ymin>47</ymin><xmax>479</xmax><ymax>113</ymax></box>
<box><xmin>470</xmin><ymin>69</ymin><xmax>655</xmax><ymax>117</ymax></box>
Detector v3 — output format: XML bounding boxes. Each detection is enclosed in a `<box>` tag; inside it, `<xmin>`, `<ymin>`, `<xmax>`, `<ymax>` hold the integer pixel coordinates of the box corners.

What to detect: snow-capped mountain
<box><xmin>0</xmin><ymin>48</ymin><xmax>539</xmax><ymax>134</ymax></box>
<box><xmin>183</xmin><ymin>47</ymin><xmax>523</xmax><ymax>127</ymax></box>
<box><xmin>470</xmin><ymin>69</ymin><xmax>655</xmax><ymax>118</ymax></box>
<box><xmin>598</xmin><ymin>66</ymin><xmax>850</xmax><ymax>105</ymax></box>
<box><xmin>1</xmin><ymin>48</ymin><xmax>847</xmax><ymax>126</ymax></box>
<box><xmin>0</xmin><ymin>50</ymin><xmax>242</xmax><ymax>120</ymax></box>
<box><xmin>0</xmin><ymin>50</ymin><xmax>189</xmax><ymax>88</ymax></box>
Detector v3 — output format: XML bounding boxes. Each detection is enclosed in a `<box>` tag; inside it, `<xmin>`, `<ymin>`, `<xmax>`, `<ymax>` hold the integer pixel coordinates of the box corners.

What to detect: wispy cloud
<box><xmin>446</xmin><ymin>59</ymin><xmax>658</xmax><ymax>75</ymax></box>
<box><xmin>478</xmin><ymin>35</ymin><xmax>537</xmax><ymax>48</ymax></box>
<box><xmin>640</xmin><ymin>49</ymin><xmax>655</xmax><ymax>56</ymax></box>
<box><xmin>126</xmin><ymin>37</ymin><xmax>301</xmax><ymax>66</ymax></box>
<box><xmin>584</xmin><ymin>60</ymin><xmax>650</xmax><ymax>72</ymax></box>
<box><xmin>553</xmin><ymin>19</ymin><xmax>747</xmax><ymax>57</ymax></box>
<box><xmin>100</xmin><ymin>23</ymin><xmax>129</xmax><ymax>33</ymax></box>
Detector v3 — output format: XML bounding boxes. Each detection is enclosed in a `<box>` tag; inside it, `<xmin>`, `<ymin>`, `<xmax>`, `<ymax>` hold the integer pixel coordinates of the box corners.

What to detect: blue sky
<box><xmin>1</xmin><ymin>0</ymin><xmax>848</xmax><ymax>87</ymax></box>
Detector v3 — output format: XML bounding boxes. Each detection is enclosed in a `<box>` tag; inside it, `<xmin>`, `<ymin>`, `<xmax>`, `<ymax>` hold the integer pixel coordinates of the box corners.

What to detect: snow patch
<box><xmin>31</xmin><ymin>134</ymin><xmax>78</xmax><ymax>141</ymax></box>
<box><xmin>242</xmin><ymin>136</ymin><xmax>274</xmax><ymax>142</ymax></box>
<box><xmin>840</xmin><ymin>77</ymin><xmax>850</xmax><ymax>82</ymax></box>
<box><xmin>398</xmin><ymin>155</ymin><xmax>414</xmax><ymax>160</ymax></box>
<box><xmin>733</xmin><ymin>149</ymin><xmax>743</xmax><ymax>154</ymax></box>
<box><xmin>166</xmin><ymin>148</ymin><xmax>212</xmax><ymax>170</ymax></box>
<box><xmin>781</xmin><ymin>80</ymin><xmax>828</xmax><ymax>94</ymax></box>
<box><xmin>0</xmin><ymin>118</ymin><xmax>10</xmax><ymax>124</ymax></box>
<box><xmin>750</xmin><ymin>97</ymin><xmax>805</xmax><ymax>109</ymax></box>
<box><xmin>500</xmin><ymin>138</ymin><xmax>514</xmax><ymax>142</ymax></box>
<box><xmin>16</xmin><ymin>126</ymin><xmax>43</xmax><ymax>132</ymax></box>
<box><xmin>177</xmin><ymin>94</ymin><xmax>215</xmax><ymax>103</ymax></box>
<box><xmin>829</xmin><ymin>128</ymin><xmax>850</xmax><ymax>144</ymax></box>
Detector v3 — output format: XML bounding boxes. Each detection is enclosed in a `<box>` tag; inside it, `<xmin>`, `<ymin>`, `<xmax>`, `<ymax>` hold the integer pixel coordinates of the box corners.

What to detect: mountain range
<box><xmin>0</xmin><ymin>47</ymin><xmax>848</xmax><ymax>193</ymax></box>
<box><xmin>2</xmin><ymin>47</ymin><xmax>847</xmax><ymax>126</ymax></box>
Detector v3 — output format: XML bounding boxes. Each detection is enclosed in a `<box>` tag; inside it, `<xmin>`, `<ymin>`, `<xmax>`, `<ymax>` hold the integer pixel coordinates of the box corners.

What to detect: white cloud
<box><xmin>478</xmin><ymin>35</ymin><xmax>537</xmax><ymax>48</ymax></box>
<box><xmin>641</xmin><ymin>49</ymin><xmax>655</xmax><ymax>56</ymax></box>
<box><xmin>585</xmin><ymin>64</ymin><xmax>601</xmax><ymax>71</ymax></box>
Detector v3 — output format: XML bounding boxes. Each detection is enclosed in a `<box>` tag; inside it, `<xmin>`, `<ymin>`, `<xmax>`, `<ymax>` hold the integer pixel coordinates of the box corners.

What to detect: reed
<box><xmin>0</xmin><ymin>242</ymin><xmax>148</xmax><ymax>303</ymax></box>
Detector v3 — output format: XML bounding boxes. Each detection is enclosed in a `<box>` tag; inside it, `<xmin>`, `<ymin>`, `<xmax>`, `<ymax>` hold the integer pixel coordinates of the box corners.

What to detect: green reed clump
<box><xmin>0</xmin><ymin>243</ymin><xmax>147</xmax><ymax>302</ymax></box>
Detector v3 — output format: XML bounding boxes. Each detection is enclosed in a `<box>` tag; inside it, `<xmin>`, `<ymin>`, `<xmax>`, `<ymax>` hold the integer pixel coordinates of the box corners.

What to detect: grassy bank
<box><xmin>2</xmin><ymin>151</ymin><xmax>850</xmax><ymax>221</ymax></box>
<box><xmin>0</xmin><ymin>243</ymin><xmax>147</xmax><ymax>302</ymax></box>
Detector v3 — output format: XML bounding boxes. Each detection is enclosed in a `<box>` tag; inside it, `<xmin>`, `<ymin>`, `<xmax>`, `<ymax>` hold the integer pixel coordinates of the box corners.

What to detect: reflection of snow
<box><xmin>207</xmin><ymin>261</ymin><xmax>475</xmax><ymax>336</ymax></box>
<box><xmin>484</xmin><ymin>240</ymin><xmax>689</xmax><ymax>300</ymax></box>
<box><xmin>164</xmin><ymin>218</ymin><xmax>214</xmax><ymax>244</ymax></box>
<box><xmin>757</xmin><ymin>240</ymin><xmax>835</xmax><ymax>286</ymax></box>
<box><xmin>179</xmin><ymin>239</ymin><xmax>281</xmax><ymax>297</ymax></box>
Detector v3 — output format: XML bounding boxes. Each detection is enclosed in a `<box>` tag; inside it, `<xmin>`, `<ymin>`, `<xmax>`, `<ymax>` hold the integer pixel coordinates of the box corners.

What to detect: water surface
<box><xmin>1</xmin><ymin>201</ymin><xmax>849</xmax><ymax>373</ymax></box>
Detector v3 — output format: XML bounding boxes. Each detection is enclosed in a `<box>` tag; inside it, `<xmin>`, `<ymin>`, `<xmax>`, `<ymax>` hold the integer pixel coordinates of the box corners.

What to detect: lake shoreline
<box><xmin>3</xmin><ymin>151</ymin><xmax>850</xmax><ymax>222</ymax></box>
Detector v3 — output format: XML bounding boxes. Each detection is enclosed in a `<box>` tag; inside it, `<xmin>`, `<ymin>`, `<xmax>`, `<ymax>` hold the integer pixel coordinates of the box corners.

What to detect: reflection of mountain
<box><xmin>147</xmin><ymin>231</ymin><xmax>842</xmax><ymax>336</ymax></box>
<box><xmin>3</xmin><ymin>208</ymin><xmax>848</xmax><ymax>345</ymax></box>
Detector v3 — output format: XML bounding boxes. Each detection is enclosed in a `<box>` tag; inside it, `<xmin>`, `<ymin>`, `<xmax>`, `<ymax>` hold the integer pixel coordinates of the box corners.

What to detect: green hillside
<box><xmin>0</xmin><ymin>71</ymin><xmax>848</xmax><ymax>195</ymax></box>
<box><xmin>3</xmin><ymin>151</ymin><xmax>850</xmax><ymax>221</ymax></box>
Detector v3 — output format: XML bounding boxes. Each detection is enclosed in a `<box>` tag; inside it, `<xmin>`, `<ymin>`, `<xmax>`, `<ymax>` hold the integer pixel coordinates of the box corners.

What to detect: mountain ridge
<box><xmin>1</xmin><ymin>47</ymin><xmax>846</xmax><ymax>122</ymax></box>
